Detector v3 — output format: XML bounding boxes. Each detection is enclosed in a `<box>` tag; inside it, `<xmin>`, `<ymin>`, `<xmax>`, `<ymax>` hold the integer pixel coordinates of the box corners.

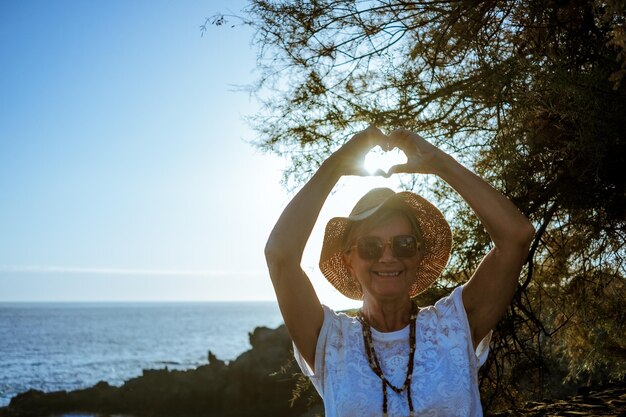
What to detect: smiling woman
<box><xmin>319</xmin><ymin>188</ymin><xmax>451</xmax><ymax>302</ymax></box>
<box><xmin>342</xmin><ymin>213</ymin><xmax>424</xmax><ymax>304</ymax></box>
<box><xmin>264</xmin><ymin>126</ymin><xmax>535</xmax><ymax>416</ymax></box>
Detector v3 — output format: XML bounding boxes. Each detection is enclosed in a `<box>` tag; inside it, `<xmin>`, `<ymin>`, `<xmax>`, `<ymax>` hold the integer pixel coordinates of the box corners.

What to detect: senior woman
<box><xmin>264</xmin><ymin>126</ymin><xmax>535</xmax><ymax>417</ymax></box>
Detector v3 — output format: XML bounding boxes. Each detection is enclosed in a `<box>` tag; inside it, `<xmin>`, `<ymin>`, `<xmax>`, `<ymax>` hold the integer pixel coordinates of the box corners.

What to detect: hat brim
<box><xmin>319</xmin><ymin>191</ymin><xmax>452</xmax><ymax>300</ymax></box>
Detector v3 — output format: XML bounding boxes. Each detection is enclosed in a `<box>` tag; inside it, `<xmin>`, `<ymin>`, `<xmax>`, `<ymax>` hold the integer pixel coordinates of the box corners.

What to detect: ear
<box><xmin>342</xmin><ymin>252</ymin><xmax>363</xmax><ymax>293</ymax></box>
<box><xmin>342</xmin><ymin>252</ymin><xmax>355</xmax><ymax>277</ymax></box>
<box><xmin>414</xmin><ymin>244</ymin><xmax>426</xmax><ymax>265</ymax></box>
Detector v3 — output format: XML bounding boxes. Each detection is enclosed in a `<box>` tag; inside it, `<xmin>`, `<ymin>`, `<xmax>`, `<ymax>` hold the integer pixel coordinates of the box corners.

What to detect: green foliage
<box><xmin>212</xmin><ymin>0</ymin><xmax>626</xmax><ymax>411</ymax></box>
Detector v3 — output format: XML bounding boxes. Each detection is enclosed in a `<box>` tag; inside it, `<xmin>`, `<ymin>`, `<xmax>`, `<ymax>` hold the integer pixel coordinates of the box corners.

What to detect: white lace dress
<box><xmin>294</xmin><ymin>285</ymin><xmax>491</xmax><ymax>417</ymax></box>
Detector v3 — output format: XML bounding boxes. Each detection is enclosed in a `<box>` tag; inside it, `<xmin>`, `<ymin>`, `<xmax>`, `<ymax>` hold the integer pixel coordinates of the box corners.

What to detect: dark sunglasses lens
<box><xmin>393</xmin><ymin>235</ymin><xmax>417</xmax><ymax>257</ymax></box>
<box><xmin>356</xmin><ymin>235</ymin><xmax>417</xmax><ymax>259</ymax></box>
<box><xmin>356</xmin><ymin>237</ymin><xmax>383</xmax><ymax>259</ymax></box>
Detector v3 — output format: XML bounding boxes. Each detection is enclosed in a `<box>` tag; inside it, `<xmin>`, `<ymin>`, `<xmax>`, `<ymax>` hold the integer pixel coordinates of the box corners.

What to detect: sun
<box><xmin>363</xmin><ymin>146</ymin><xmax>407</xmax><ymax>175</ymax></box>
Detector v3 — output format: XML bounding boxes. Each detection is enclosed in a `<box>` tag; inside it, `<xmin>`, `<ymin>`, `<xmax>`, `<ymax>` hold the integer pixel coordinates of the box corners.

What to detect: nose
<box><xmin>379</xmin><ymin>241</ymin><xmax>397</xmax><ymax>261</ymax></box>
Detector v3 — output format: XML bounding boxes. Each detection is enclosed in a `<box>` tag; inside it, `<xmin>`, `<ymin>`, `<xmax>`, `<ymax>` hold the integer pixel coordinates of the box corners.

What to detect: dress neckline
<box><xmin>368</xmin><ymin>308</ymin><xmax>422</xmax><ymax>341</ymax></box>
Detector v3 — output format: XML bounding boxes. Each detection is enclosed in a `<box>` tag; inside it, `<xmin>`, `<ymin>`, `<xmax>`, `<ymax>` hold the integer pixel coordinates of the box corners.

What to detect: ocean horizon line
<box><xmin>0</xmin><ymin>299</ymin><xmax>279</xmax><ymax>305</ymax></box>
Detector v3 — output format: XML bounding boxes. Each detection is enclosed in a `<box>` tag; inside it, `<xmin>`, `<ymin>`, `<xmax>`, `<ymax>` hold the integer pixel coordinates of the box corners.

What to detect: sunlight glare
<box><xmin>363</xmin><ymin>146</ymin><xmax>407</xmax><ymax>174</ymax></box>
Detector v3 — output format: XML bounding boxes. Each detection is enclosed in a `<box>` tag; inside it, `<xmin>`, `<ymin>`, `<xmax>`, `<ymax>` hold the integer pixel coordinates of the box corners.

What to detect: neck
<box><xmin>360</xmin><ymin>296</ymin><xmax>414</xmax><ymax>332</ymax></box>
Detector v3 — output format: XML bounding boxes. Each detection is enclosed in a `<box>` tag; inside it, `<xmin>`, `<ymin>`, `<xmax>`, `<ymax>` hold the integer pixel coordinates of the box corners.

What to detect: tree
<box><xmin>209</xmin><ymin>0</ymin><xmax>626</xmax><ymax>411</ymax></box>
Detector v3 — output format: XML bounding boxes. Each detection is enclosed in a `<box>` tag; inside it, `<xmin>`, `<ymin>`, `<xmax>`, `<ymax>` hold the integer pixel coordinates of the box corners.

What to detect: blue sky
<box><xmin>0</xmin><ymin>0</ymin><xmax>399</xmax><ymax>307</ymax></box>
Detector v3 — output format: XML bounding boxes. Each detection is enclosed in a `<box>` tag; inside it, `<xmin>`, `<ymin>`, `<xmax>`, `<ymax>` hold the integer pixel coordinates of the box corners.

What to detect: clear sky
<box><xmin>0</xmin><ymin>0</ymin><xmax>402</xmax><ymax>308</ymax></box>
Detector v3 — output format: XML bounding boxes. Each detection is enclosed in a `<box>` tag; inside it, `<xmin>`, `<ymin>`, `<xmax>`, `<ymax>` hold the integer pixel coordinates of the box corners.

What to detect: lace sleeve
<box><xmin>292</xmin><ymin>304</ymin><xmax>337</xmax><ymax>395</ymax></box>
<box><xmin>452</xmin><ymin>285</ymin><xmax>492</xmax><ymax>367</ymax></box>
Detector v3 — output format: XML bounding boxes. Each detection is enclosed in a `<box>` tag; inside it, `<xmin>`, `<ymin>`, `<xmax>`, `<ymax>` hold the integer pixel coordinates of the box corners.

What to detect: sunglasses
<box><xmin>352</xmin><ymin>235</ymin><xmax>420</xmax><ymax>260</ymax></box>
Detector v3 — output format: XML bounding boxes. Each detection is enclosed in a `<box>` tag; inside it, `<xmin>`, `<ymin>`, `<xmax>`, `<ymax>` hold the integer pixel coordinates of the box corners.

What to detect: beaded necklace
<box><xmin>357</xmin><ymin>301</ymin><xmax>418</xmax><ymax>417</ymax></box>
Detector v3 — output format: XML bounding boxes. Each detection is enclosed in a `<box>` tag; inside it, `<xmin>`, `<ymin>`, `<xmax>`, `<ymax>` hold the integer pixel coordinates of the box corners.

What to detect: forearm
<box><xmin>433</xmin><ymin>153</ymin><xmax>535</xmax><ymax>249</ymax></box>
<box><xmin>438</xmin><ymin>153</ymin><xmax>535</xmax><ymax>341</ymax></box>
<box><xmin>266</xmin><ymin>126</ymin><xmax>387</xmax><ymax>263</ymax></box>
<box><xmin>265</xmin><ymin>153</ymin><xmax>344</xmax><ymax>262</ymax></box>
<box><xmin>264</xmin><ymin>152</ymin><xmax>344</xmax><ymax>370</ymax></box>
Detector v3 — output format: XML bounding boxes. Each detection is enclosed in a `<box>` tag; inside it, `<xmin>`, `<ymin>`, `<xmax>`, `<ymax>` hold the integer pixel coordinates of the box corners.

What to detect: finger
<box><xmin>348</xmin><ymin>166</ymin><xmax>376</xmax><ymax>177</ymax></box>
<box><xmin>387</xmin><ymin>164</ymin><xmax>411</xmax><ymax>176</ymax></box>
<box><xmin>391</xmin><ymin>128</ymin><xmax>426</xmax><ymax>143</ymax></box>
<box><xmin>365</xmin><ymin>125</ymin><xmax>389</xmax><ymax>146</ymax></box>
<box><xmin>364</xmin><ymin>127</ymin><xmax>394</xmax><ymax>152</ymax></box>
<box><xmin>387</xmin><ymin>129</ymin><xmax>412</xmax><ymax>150</ymax></box>
<box><xmin>350</xmin><ymin>126</ymin><xmax>384</xmax><ymax>151</ymax></box>
<box><xmin>380</xmin><ymin>170</ymin><xmax>393</xmax><ymax>179</ymax></box>
<box><xmin>370</xmin><ymin>168</ymin><xmax>388</xmax><ymax>177</ymax></box>
<box><xmin>389</xmin><ymin>128</ymin><xmax>411</xmax><ymax>140</ymax></box>
<box><xmin>391</xmin><ymin>128</ymin><xmax>421</xmax><ymax>137</ymax></box>
<box><xmin>380</xmin><ymin>136</ymin><xmax>395</xmax><ymax>152</ymax></box>
<box><xmin>372</xmin><ymin>127</ymin><xmax>391</xmax><ymax>150</ymax></box>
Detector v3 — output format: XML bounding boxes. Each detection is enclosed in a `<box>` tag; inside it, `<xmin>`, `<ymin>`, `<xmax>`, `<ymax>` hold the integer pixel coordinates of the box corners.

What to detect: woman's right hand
<box><xmin>330</xmin><ymin>125</ymin><xmax>390</xmax><ymax>176</ymax></box>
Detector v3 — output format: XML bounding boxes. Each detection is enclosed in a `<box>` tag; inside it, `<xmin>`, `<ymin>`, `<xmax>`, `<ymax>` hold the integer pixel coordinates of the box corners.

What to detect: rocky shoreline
<box><xmin>0</xmin><ymin>325</ymin><xmax>321</xmax><ymax>417</ymax></box>
<box><xmin>1</xmin><ymin>324</ymin><xmax>624</xmax><ymax>417</ymax></box>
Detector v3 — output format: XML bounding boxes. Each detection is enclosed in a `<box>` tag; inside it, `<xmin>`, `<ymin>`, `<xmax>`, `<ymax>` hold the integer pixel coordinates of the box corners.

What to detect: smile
<box><xmin>373</xmin><ymin>271</ymin><xmax>402</xmax><ymax>277</ymax></box>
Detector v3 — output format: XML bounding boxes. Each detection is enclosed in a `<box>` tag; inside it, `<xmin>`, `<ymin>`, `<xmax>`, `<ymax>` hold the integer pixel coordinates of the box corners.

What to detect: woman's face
<box><xmin>343</xmin><ymin>213</ymin><xmax>422</xmax><ymax>302</ymax></box>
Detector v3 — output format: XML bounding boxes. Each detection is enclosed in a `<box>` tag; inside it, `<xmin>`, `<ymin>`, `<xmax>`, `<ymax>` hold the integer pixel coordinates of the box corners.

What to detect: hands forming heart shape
<box><xmin>363</xmin><ymin>146</ymin><xmax>408</xmax><ymax>175</ymax></box>
<box><xmin>337</xmin><ymin>126</ymin><xmax>445</xmax><ymax>177</ymax></box>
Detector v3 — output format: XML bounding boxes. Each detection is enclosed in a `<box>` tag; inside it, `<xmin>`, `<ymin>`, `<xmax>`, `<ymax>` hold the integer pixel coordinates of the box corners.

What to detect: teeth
<box><xmin>375</xmin><ymin>271</ymin><xmax>401</xmax><ymax>277</ymax></box>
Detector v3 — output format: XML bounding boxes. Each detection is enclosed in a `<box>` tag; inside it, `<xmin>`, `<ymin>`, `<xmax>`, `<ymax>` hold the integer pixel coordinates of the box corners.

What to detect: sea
<box><xmin>0</xmin><ymin>301</ymin><xmax>284</xmax><ymax>407</ymax></box>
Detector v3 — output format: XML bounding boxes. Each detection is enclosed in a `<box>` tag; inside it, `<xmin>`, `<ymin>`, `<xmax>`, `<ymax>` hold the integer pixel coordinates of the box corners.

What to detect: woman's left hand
<box><xmin>386</xmin><ymin>129</ymin><xmax>448</xmax><ymax>175</ymax></box>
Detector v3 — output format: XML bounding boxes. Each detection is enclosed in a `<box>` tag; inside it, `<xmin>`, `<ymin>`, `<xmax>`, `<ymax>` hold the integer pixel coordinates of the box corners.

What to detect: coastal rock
<box><xmin>0</xmin><ymin>325</ymin><xmax>320</xmax><ymax>417</ymax></box>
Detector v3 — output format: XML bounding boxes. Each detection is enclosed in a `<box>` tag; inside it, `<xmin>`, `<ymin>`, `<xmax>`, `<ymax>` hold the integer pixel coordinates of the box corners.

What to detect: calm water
<box><xmin>0</xmin><ymin>301</ymin><xmax>284</xmax><ymax>407</ymax></box>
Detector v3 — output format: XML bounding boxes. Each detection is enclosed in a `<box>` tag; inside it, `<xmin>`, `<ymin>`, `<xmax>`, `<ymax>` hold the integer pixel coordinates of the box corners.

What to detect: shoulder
<box><xmin>301</xmin><ymin>305</ymin><xmax>362</xmax><ymax>376</ymax></box>
<box><xmin>293</xmin><ymin>305</ymin><xmax>360</xmax><ymax>377</ymax></box>
<box><xmin>418</xmin><ymin>286</ymin><xmax>464</xmax><ymax>320</ymax></box>
<box><xmin>415</xmin><ymin>286</ymin><xmax>472</xmax><ymax>344</ymax></box>
<box><xmin>320</xmin><ymin>305</ymin><xmax>360</xmax><ymax>333</ymax></box>
<box><xmin>317</xmin><ymin>305</ymin><xmax>365</xmax><ymax>357</ymax></box>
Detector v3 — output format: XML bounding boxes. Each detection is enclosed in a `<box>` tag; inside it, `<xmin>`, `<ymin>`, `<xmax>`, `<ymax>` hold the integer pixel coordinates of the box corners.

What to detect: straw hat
<box><xmin>319</xmin><ymin>188</ymin><xmax>452</xmax><ymax>300</ymax></box>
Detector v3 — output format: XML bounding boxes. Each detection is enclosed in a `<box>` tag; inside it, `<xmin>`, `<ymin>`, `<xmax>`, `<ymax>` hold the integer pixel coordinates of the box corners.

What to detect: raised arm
<box><xmin>265</xmin><ymin>126</ymin><xmax>388</xmax><ymax>369</ymax></box>
<box><xmin>388</xmin><ymin>129</ymin><xmax>535</xmax><ymax>349</ymax></box>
